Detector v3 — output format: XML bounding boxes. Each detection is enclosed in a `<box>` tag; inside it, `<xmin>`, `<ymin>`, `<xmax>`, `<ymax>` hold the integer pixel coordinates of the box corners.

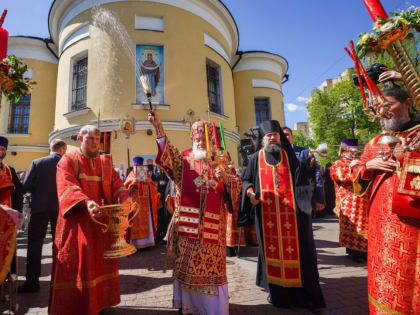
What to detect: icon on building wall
<box><xmin>136</xmin><ymin>45</ymin><xmax>164</xmax><ymax>104</ymax></box>
<box><xmin>120</xmin><ymin>116</ymin><xmax>135</xmax><ymax>135</ymax></box>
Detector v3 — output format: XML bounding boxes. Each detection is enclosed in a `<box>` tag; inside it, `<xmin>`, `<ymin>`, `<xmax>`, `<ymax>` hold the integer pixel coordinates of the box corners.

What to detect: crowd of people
<box><xmin>0</xmin><ymin>76</ymin><xmax>418</xmax><ymax>315</ymax></box>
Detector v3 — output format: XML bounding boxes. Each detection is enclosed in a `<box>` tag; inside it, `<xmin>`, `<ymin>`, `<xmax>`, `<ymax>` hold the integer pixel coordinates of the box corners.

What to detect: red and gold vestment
<box><xmin>0</xmin><ymin>163</ymin><xmax>14</xmax><ymax>207</ymax></box>
<box><xmin>352</xmin><ymin>124</ymin><xmax>420</xmax><ymax>315</ymax></box>
<box><xmin>156</xmin><ymin>139</ymin><xmax>241</xmax><ymax>294</ymax></box>
<box><xmin>225</xmin><ymin>166</ymin><xmax>245</xmax><ymax>248</ymax></box>
<box><xmin>49</xmin><ymin>151</ymin><xmax>129</xmax><ymax>315</ymax></box>
<box><xmin>0</xmin><ymin>207</ymin><xmax>16</xmax><ymax>285</ymax></box>
<box><xmin>124</xmin><ymin>172</ymin><xmax>161</xmax><ymax>242</ymax></box>
<box><xmin>258</xmin><ymin>149</ymin><xmax>302</xmax><ymax>287</ymax></box>
<box><xmin>330</xmin><ymin>157</ymin><xmax>368</xmax><ymax>252</ymax></box>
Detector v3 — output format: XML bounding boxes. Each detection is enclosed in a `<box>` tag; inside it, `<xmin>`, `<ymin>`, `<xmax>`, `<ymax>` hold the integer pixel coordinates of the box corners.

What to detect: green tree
<box><xmin>306</xmin><ymin>77</ymin><xmax>381</xmax><ymax>164</ymax></box>
<box><xmin>293</xmin><ymin>130</ymin><xmax>315</xmax><ymax>149</ymax></box>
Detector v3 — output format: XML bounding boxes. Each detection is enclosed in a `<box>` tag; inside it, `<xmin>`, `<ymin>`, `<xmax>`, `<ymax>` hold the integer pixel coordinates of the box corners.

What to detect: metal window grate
<box><xmin>255</xmin><ymin>98</ymin><xmax>271</xmax><ymax>126</ymax></box>
<box><xmin>71</xmin><ymin>57</ymin><xmax>88</xmax><ymax>111</ymax></box>
<box><xmin>206</xmin><ymin>64</ymin><xmax>221</xmax><ymax>114</ymax></box>
<box><xmin>8</xmin><ymin>95</ymin><xmax>31</xmax><ymax>134</ymax></box>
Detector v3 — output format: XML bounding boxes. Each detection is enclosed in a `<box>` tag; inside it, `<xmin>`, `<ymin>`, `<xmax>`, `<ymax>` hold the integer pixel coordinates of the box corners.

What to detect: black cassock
<box><xmin>239</xmin><ymin>148</ymin><xmax>325</xmax><ymax>309</ymax></box>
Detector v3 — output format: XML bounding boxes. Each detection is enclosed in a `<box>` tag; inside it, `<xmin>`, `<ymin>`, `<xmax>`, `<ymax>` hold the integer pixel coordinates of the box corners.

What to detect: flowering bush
<box><xmin>357</xmin><ymin>6</ymin><xmax>420</xmax><ymax>58</ymax></box>
<box><xmin>0</xmin><ymin>55</ymin><xmax>35</xmax><ymax>103</ymax></box>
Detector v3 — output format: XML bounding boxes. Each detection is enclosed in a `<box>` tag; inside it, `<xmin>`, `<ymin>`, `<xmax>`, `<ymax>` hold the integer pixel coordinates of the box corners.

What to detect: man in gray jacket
<box><xmin>18</xmin><ymin>139</ymin><xmax>67</xmax><ymax>293</ymax></box>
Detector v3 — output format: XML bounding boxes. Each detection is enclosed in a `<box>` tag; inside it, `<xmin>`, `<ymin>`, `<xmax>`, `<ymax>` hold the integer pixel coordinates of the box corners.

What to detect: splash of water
<box><xmin>91</xmin><ymin>6</ymin><xmax>143</xmax><ymax>85</ymax></box>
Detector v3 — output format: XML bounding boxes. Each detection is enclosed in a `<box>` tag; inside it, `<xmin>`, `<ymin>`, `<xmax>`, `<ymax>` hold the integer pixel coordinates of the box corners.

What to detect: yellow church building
<box><xmin>1</xmin><ymin>0</ymin><xmax>288</xmax><ymax>171</ymax></box>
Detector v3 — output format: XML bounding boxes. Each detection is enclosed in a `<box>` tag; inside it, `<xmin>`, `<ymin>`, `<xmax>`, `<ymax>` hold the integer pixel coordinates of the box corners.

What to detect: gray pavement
<box><xmin>9</xmin><ymin>215</ymin><xmax>368</xmax><ymax>314</ymax></box>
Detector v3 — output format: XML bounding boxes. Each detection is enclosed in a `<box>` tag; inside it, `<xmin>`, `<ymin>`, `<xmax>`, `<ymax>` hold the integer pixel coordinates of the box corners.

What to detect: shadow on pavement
<box><xmin>230</xmin><ymin>303</ymin><xmax>311</xmax><ymax>315</ymax></box>
<box><xmin>16</xmin><ymin>279</ymin><xmax>51</xmax><ymax>314</ymax></box>
<box><xmin>108</xmin><ymin>306</ymin><xmax>178</xmax><ymax>314</ymax></box>
<box><xmin>118</xmin><ymin>274</ymin><xmax>173</xmax><ymax>295</ymax></box>
<box><xmin>118</xmin><ymin>246</ymin><xmax>167</xmax><ymax>271</ymax></box>
<box><xmin>319</xmin><ymin>275</ymin><xmax>369</xmax><ymax>314</ymax></box>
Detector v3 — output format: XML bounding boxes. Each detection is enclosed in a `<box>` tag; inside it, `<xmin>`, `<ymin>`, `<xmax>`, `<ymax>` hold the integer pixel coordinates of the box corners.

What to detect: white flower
<box><xmin>379</xmin><ymin>22</ymin><xmax>394</xmax><ymax>34</ymax></box>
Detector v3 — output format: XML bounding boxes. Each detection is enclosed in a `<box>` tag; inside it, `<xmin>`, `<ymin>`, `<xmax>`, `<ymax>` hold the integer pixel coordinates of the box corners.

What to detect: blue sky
<box><xmin>3</xmin><ymin>0</ymin><xmax>417</xmax><ymax>128</ymax></box>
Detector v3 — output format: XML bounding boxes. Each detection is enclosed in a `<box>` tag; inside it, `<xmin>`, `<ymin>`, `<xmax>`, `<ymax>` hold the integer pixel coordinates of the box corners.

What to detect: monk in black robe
<box><xmin>239</xmin><ymin>120</ymin><xmax>325</xmax><ymax>312</ymax></box>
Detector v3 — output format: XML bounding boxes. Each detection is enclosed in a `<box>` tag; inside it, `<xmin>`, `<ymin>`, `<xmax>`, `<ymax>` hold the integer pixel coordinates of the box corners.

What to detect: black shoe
<box><xmin>267</xmin><ymin>294</ymin><xmax>290</xmax><ymax>308</ymax></box>
<box><xmin>18</xmin><ymin>282</ymin><xmax>40</xmax><ymax>293</ymax></box>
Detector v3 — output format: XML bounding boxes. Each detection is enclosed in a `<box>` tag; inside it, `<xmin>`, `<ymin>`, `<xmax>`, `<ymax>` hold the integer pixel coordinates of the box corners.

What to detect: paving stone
<box><xmin>7</xmin><ymin>215</ymin><xmax>368</xmax><ymax>314</ymax></box>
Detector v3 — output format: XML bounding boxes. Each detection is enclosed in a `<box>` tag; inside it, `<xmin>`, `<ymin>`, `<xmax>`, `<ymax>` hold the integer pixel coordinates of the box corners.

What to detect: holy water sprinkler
<box><xmin>139</xmin><ymin>75</ymin><xmax>153</xmax><ymax>115</ymax></box>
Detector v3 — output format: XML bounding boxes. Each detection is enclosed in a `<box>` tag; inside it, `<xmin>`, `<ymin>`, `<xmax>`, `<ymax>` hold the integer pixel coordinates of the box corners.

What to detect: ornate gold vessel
<box><xmin>376</xmin><ymin>26</ymin><xmax>420</xmax><ymax>106</ymax></box>
<box><xmin>91</xmin><ymin>201</ymin><xmax>139</xmax><ymax>259</ymax></box>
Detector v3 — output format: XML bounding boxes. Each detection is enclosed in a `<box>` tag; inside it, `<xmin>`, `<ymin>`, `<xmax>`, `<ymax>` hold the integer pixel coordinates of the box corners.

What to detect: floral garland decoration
<box><xmin>0</xmin><ymin>55</ymin><xmax>36</xmax><ymax>103</ymax></box>
<box><xmin>356</xmin><ymin>6</ymin><xmax>420</xmax><ymax>58</ymax></box>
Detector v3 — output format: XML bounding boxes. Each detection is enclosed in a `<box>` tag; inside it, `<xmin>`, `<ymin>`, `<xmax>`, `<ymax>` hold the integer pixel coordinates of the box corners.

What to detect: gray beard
<box><xmin>264</xmin><ymin>143</ymin><xmax>281</xmax><ymax>153</ymax></box>
<box><xmin>381</xmin><ymin>116</ymin><xmax>409</xmax><ymax>132</ymax></box>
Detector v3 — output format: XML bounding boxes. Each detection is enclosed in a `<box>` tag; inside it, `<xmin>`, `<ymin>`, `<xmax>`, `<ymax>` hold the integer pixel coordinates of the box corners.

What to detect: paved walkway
<box><xmin>8</xmin><ymin>215</ymin><xmax>368</xmax><ymax>314</ymax></box>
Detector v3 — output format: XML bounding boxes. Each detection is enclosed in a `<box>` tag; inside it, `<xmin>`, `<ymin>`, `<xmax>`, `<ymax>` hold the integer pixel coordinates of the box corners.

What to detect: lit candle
<box><xmin>204</xmin><ymin>123</ymin><xmax>210</xmax><ymax>152</ymax></box>
<box><xmin>212</xmin><ymin>122</ymin><xmax>219</xmax><ymax>149</ymax></box>
<box><xmin>362</xmin><ymin>0</ymin><xmax>388</xmax><ymax>22</ymax></box>
<box><xmin>0</xmin><ymin>10</ymin><xmax>8</xmax><ymax>60</ymax></box>
<box><xmin>219</xmin><ymin>122</ymin><xmax>226</xmax><ymax>150</ymax></box>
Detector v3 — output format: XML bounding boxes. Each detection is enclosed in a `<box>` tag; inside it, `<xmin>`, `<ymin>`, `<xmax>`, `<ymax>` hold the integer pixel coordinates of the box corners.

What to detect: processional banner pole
<box><xmin>361</xmin><ymin>0</ymin><xmax>420</xmax><ymax>105</ymax></box>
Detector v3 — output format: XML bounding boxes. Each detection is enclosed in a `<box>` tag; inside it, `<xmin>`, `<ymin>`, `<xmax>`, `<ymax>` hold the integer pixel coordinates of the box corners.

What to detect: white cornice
<box><xmin>49</xmin><ymin>119</ymin><xmax>240</xmax><ymax>143</ymax></box>
<box><xmin>49</xmin><ymin>0</ymin><xmax>238</xmax><ymax>59</ymax></box>
<box><xmin>60</xmin><ymin>23</ymin><xmax>90</xmax><ymax>54</ymax></box>
<box><xmin>233</xmin><ymin>52</ymin><xmax>288</xmax><ymax>79</ymax></box>
<box><xmin>204</xmin><ymin>33</ymin><xmax>230</xmax><ymax>65</ymax></box>
<box><xmin>8</xmin><ymin>37</ymin><xmax>58</xmax><ymax>64</ymax></box>
<box><xmin>8</xmin><ymin>145</ymin><xmax>50</xmax><ymax>153</ymax></box>
<box><xmin>252</xmin><ymin>78</ymin><xmax>282</xmax><ymax>92</ymax></box>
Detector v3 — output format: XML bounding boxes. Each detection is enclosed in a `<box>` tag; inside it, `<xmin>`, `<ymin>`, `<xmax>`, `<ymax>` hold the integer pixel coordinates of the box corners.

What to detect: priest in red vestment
<box><xmin>330</xmin><ymin>139</ymin><xmax>369</xmax><ymax>262</ymax></box>
<box><xmin>148</xmin><ymin>110</ymin><xmax>242</xmax><ymax>315</ymax></box>
<box><xmin>352</xmin><ymin>87</ymin><xmax>420</xmax><ymax>314</ymax></box>
<box><xmin>0</xmin><ymin>136</ymin><xmax>14</xmax><ymax>207</ymax></box>
<box><xmin>49</xmin><ymin>125</ymin><xmax>130</xmax><ymax>315</ymax></box>
<box><xmin>124</xmin><ymin>156</ymin><xmax>161</xmax><ymax>248</ymax></box>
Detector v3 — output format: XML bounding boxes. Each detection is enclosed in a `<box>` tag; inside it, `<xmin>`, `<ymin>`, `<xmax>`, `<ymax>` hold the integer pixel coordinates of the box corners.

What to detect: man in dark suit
<box><xmin>282</xmin><ymin>127</ymin><xmax>325</xmax><ymax>214</ymax></box>
<box><xmin>18</xmin><ymin>139</ymin><xmax>67</xmax><ymax>293</ymax></box>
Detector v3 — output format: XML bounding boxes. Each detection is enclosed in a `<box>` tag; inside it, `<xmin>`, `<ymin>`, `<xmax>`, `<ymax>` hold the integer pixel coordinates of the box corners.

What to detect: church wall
<box><xmin>233</xmin><ymin>69</ymin><xmax>285</xmax><ymax>135</ymax></box>
<box><xmin>53</xmin><ymin>1</ymin><xmax>239</xmax><ymax>167</ymax></box>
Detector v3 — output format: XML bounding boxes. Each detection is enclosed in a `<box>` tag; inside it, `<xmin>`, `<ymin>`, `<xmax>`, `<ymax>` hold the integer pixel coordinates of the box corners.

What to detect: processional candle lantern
<box><xmin>0</xmin><ymin>10</ymin><xmax>8</xmax><ymax>60</ymax></box>
<box><xmin>361</xmin><ymin>0</ymin><xmax>420</xmax><ymax>105</ymax></box>
<box><xmin>362</xmin><ymin>0</ymin><xmax>388</xmax><ymax>22</ymax></box>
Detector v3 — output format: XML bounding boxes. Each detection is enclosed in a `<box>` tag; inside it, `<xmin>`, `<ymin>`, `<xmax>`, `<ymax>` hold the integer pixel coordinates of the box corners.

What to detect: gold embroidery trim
<box><xmin>204</xmin><ymin>212</ymin><xmax>219</xmax><ymax>220</ymax></box>
<box><xmin>59</xmin><ymin>185</ymin><xmax>80</xmax><ymax>202</ymax></box>
<box><xmin>203</xmin><ymin>232</ymin><xmax>218</xmax><ymax>239</ymax></box>
<box><xmin>407</xmin><ymin>164</ymin><xmax>420</xmax><ymax>174</ymax></box>
<box><xmin>78</xmin><ymin>173</ymin><xmax>102</xmax><ymax>182</ymax></box>
<box><xmin>54</xmin><ymin>271</ymin><xmax>119</xmax><ymax>290</ymax></box>
<box><xmin>368</xmin><ymin>295</ymin><xmax>405</xmax><ymax>315</ymax></box>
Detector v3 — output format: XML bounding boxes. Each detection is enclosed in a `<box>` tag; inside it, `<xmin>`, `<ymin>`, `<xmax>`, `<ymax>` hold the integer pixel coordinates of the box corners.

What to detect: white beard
<box><xmin>192</xmin><ymin>143</ymin><xmax>207</xmax><ymax>160</ymax></box>
<box><xmin>381</xmin><ymin>116</ymin><xmax>409</xmax><ymax>132</ymax></box>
